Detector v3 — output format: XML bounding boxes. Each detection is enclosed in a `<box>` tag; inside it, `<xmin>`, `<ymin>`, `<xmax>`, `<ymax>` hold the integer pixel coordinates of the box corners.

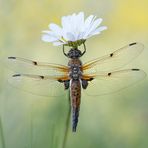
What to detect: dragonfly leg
<box><xmin>81</xmin><ymin>43</ymin><xmax>86</xmax><ymax>56</ymax></box>
<box><xmin>63</xmin><ymin>45</ymin><xmax>68</xmax><ymax>57</ymax></box>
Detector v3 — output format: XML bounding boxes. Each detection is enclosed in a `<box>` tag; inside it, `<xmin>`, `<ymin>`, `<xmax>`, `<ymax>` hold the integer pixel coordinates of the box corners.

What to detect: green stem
<box><xmin>62</xmin><ymin>90</ymin><xmax>71</xmax><ymax>148</ymax></box>
<box><xmin>0</xmin><ymin>116</ymin><xmax>6</xmax><ymax>148</ymax></box>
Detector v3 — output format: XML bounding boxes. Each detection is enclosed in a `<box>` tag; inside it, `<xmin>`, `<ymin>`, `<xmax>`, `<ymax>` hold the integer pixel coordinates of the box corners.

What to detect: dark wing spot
<box><xmin>132</xmin><ymin>68</ymin><xmax>140</xmax><ymax>71</ymax></box>
<box><xmin>8</xmin><ymin>57</ymin><xmax>16</xmax><ymax>59</ymax></box>
<box><xmin>129</xmin><ymin>42</ymin><xmax>137</xmax><ymax>46</ymax></box>
<box><xmin>33</xmin><ymin>61</ymin><xmax>37</xmax><ymax>65</ymax></box>
<box><xmin>108</xmin><ymin>72</ymin><xmax>111</xmax><ymax>76</ymax></box>
<box><xmin>13</xmin><ymin>74</ymin><xmax>21</xmax><ymax>77</ymax></box>
<box><xmin>110</xmin><ymin>53</ymin><xmax>113</xmax><ymax>57</ymax></box>
<box><xmin>58</xmin><ymin>79</ymin><xmax>63</xmax><ymax>83</ymax></box>
<box><xmin>40</xmin><ymin>76</ymin><xmax>44</xmax><ymax>79</ymax></box>
<box><xmin>89</xmin><ymin>78</ymin><xmax>94</xmax><ymax>81</ymax></box>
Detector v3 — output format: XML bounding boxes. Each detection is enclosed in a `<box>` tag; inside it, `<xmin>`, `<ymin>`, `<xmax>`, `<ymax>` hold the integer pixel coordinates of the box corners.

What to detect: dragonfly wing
<box><xmin>83</xmin><ymin>69</ymin><xmax>146</xmax><ymax>96</ymax></box>
<box><xmin>8</xmin><ymin>73</ymin><xmax>70</xmax><ymax>97</ymax></box>
<box><xmin>6</xmin><ymin>57</ymin><xmax>68</xmax><ymax>75</ymax></box>
<box><xmin>83</xmin><ymin>42</ymin><xmax>144</xmax><ymax>74</ymax></box>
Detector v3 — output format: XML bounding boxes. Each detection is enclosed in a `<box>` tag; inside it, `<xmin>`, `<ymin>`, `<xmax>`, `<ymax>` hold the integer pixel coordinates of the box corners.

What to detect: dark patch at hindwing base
<box><xmin>58</xmin><ymin>80</ymin><xmax>70</xmax><ymax>89</ymax></box>
<box><xmin>64</xmin><ymin>80</ymin><xmax>70</xmax><ymax>89</ymax></box>
<box><xmin>82</xmin><ymin>79</ymin><xmax>88</xmax><ymax>89</ymax></box>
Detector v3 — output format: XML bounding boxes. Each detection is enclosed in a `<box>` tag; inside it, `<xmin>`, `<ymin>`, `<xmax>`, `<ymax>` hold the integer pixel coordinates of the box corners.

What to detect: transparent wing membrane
<box><xmin>7</xmin><ymin>57</ymin><xmax>69</xmax><ymax>75</ymax></box>
<box><xmin>83</xmin><ymin>69</ymin><xmax>146</xmax><ymax>96</ymax></box>
<box><xmin>83</xmin><ymin>42</ymin><xmax>144</xmax><ymax>74</ymax></box>
<box><xmin>7</xmin><ymin>42</ymin><xmax>145</xmax><ymax>97</ymax></box>
<box><xmin>8</xmin><ymin>73</ymin><xmax>69</xmax><ymax>97</ymax></box>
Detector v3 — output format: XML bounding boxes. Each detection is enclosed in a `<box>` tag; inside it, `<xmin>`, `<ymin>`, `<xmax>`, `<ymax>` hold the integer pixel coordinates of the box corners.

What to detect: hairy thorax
<box><xmin>68</xmin><ymin>59</ymin><xmax>82</xmax><ymax>80</ymax></box>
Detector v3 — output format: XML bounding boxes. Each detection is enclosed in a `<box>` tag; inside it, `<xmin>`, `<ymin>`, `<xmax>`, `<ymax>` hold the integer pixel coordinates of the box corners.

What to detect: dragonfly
<box><xmin>8</xmin><ymin>42</ymin><xmax>146</xmax><ymax>132</ymax></box>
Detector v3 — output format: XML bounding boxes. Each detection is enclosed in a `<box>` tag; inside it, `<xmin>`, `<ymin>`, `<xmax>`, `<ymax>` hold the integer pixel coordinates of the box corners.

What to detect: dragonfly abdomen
<box><xmin>70</xmin><ymin>79</ymin><xmax>81</xmax><ymax>132</ymax></box>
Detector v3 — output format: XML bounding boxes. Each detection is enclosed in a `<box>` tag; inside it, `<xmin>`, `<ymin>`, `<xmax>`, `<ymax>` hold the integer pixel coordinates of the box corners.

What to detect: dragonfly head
<box><xmin>67</xmin><ymin>48</ymin><xmax>83</xmax><ymax>59</ymax></box>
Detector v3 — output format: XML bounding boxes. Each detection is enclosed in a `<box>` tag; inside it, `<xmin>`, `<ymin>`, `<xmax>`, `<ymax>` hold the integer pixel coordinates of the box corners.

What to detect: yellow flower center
<box><xmin>66</xmin><ymin>39</ymin><xmax>86</xmax><ymax>47</ymax></box>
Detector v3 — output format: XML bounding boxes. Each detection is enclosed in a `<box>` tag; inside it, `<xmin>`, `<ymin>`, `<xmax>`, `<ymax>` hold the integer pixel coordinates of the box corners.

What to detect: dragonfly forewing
<box><xmin>6</xmin><ymin>57</ymin><xmax>69</xmax><ymax>75</ymax></box>
<box><xmin>83</xmin><ymin>42</ymin><xmax>144</xmax><ymax>74</ymax></box>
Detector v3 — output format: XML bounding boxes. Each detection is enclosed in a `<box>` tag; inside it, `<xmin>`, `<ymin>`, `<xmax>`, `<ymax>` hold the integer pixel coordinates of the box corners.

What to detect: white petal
<box><xmin>83</xmin><ymin>18</ymin><xmax>103</xmax><ymax>38</ymax></box>
<box><xmin>53</xmin><ymin>41</ymin><xmax>65</xmax><ymax>46</ymax></box>
<box><xmin>85</xmin><ymin>15</ymin><xmax>97</xmax><ymax>28</ymax></box>
<box><xmin>42</xmin><ymin>30</ymin><xmax>59</xmax><ymax>38</ymax></box>
<box><xmin>91</xmin><ymin>18</ymin><xmax>103</xmax><ymax>29</ymax></box>
<box><xmin>66</xmin><ymin>32</ymin><xmax>75</xmax><ymax>41</ymax></box>
<box><xmin>75</xmin><ymin>12</ymin><xmax>85</xmax><ymax>39</ymax></box>
<box><xmin>69</xmin><ymin>16</ymin><xmax>75</xmax><ymax>29</ymax></box>
<box><xmin>85</xmin><ymin>26</ymin><xmax>107</xmax><ymax>38</ymax></box>
<box><xmin>49</xmin><ymin>23</ymin><xmax>62</xmax><ymax>36</ymax></box>
<box><xmin>91</xmin><ymin>26</ymin><xmax>107</xmax><ymax>36</ymax></box>
<box><xmin>96</xmin><ymin>26</ymin><xmax>107</xmax><ymax>32</ymax></box>
<box><xmin>41</xmin><ymin>34</ymin><xmax>58</xmax><ymax>42</ymax></box>
<box><xmin>42</xmin><ymin>12</ymin><xmax>107</xmax><ymax>45</ymax></box>
<box><xmin>62</xmin><ymin>29</ymin><xmax>69</xmax><ymax>41</ymax></box>
<box><xmin>84</xmin><ymin>15</ymin><xmax>94</xmax><ymax>27</ymax></box>
<box><xmin>77</xmin><ymin>12</ymin><xmax>84</xmax><ymax>26</ymax></box>
<box><xmin>89</xmin><ymin>18</ymin><xmax>103</xmax><ymax>33</ymax></box>
<box><xmin>77</xmin><ymin>32</ymin><xmax>84</xmax><ymax>40</ymax></box>
<box><xmin>62</xmin><ymin>16</ymin><xmax>71</xmax><ymax>32</ymax></box>
<box><xmin>83</xmin><ymin>15</ymin><xmax>96</xmax><ymax>38</ymax></box>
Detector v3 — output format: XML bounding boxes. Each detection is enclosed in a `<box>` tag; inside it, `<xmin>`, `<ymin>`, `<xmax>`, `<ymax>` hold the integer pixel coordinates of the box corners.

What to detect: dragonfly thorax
<box><xmin>69</xmin><ymin>65</ymin><xmax>82</xmax><ymax>80</ymax></box>
<box><xmin>68</xmin><ymin>58</ymin><xmax>82</xmax><ymax>80</ymax></box>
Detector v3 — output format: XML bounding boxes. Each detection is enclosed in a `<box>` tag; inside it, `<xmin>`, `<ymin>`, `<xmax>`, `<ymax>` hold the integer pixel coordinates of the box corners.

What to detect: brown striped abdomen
<box><xmin>70</xmin><ymin>79</ymin><xmax>81</xmax><ymax>132</ymax></box>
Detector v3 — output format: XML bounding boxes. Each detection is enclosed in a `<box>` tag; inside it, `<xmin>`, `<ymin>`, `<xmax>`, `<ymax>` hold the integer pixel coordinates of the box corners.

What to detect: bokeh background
<box><xmin>0</xmin><ymin>0</ymin><xmax>148</xmax><ymax>148</ymax></box>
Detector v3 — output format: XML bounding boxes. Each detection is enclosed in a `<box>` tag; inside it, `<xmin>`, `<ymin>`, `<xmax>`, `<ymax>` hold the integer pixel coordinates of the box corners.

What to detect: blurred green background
<box><xmin>0</xmin><ymin>0</ymin><xmax>148</xmax><ymax>148</ymax></box>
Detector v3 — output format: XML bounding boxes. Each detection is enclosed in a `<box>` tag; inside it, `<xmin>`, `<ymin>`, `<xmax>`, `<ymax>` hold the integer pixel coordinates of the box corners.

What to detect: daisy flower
<box><xmin>41</xmin><ymin>12</ymin><xmax>107</xmax><ymax>47</ymax></box>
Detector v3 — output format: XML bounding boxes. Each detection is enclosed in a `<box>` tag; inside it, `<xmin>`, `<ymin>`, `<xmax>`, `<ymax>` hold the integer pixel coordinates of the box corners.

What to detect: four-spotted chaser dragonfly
<box><xmin>8</xmin><ymin>42</ymin><xmax>146</xmax><ymax>132</ymax></box>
